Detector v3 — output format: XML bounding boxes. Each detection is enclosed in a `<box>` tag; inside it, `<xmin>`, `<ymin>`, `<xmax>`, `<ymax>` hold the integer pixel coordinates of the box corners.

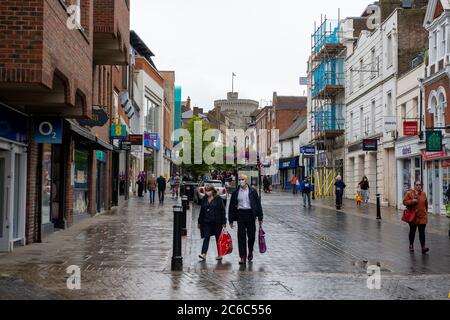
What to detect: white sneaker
<box><xmin>216</xmin><ymin>256</ymin><xmax>223</xmax><ymax>261</ymax></box>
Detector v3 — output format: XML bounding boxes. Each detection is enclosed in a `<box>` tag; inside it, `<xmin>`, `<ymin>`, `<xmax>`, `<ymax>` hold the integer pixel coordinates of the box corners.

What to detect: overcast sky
<box><xmin>131</xmin><ymin>0</ymin><xmax>373</xmax><ymax>110</ymax></box>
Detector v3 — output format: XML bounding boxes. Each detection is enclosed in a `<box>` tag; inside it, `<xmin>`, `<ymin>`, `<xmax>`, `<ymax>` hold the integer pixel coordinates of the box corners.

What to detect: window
<box><xmin>360</xmin><ymin>107</ymin><xmax>364</xmax><ymax>138</ymax></box>
<box><xmin>359</xmin><ymin>59</ymin><xmax>364</xmax><ymax>87</ymax></box>
<box><xmin>371</xmin><ymin>100</ymin><xmax>376</xmax><ymax>133</ymax></box>
<box><xmin>401</xmin><ymin>103</ymin><xmax>407</xmax><ymax>120</ymax></box>
<box><xmin>386</xmin><ymin>92</ymin><xmax>393</xmax><ymax>117</ymax></box>
<box><xmin>371</xmin><ymin>48</ymin><xmax>376</xmax><ymax>78</ymax></box>
<box><xmin>113</xmin><ymin>91</ymin><xmax>119</xmax><ymax>124</ymax></box>
<box><xmin>145</xmin><ymin>96</ymin><xmax>159</xmax><ymax>133</ymax></box>
<box><xmin>387</xmin><ymin>34</ymin><xmax>393</xmax><ymax>67</ymax></box>
<box><xmin>441</xmin><ymin>25</ymin><xmax>446</xmax><ymax>58</ymax></box>
<box><xmin>433</xmin><ymin>30</ymin><xmax>438</xmax><ymax>63</ymax></box>
<box><xmin>349</xmin><ymin>69</ymin><xmax>353</xmax><ymax>93</ymax></box>
<box><xmin>413</xmin><ymin>97</ymin><xmax>419</xmax><ymax>118</ymax></box>
<box><xmin>350</xmin><ymin>112</ymin><xmax>354</xmax><ymax>142</ymax></box>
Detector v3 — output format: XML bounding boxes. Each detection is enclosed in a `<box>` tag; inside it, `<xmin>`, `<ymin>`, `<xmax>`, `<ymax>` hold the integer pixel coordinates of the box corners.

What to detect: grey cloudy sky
<box><xmin>131</xmin><ymin>0</ymin><xmax>373</xmax><ymax>110</ymax></box>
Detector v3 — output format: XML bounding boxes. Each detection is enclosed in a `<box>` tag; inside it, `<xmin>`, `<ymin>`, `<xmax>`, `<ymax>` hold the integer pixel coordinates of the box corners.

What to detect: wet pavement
<box><xmin>0</xmin><ymin>192</ymin><xmax>449</xmax><ymax>300</ymax></box>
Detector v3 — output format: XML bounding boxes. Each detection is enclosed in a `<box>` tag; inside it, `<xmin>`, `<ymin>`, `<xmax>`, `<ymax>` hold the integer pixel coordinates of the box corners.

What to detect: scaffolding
<box><xmin>309</xmin><ymin>17</ymin><xmax>346</xmax><ymax>198</ymax></box>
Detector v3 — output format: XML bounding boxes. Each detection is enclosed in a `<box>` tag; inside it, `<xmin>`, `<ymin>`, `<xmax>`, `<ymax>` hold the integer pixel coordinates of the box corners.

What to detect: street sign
<box><xmin>77</xmin><ymin>106</ymin><xmax>109</xmax><ymax>128</ymax></box>
<box><xmin>120</xmin><ymin>141</ymin><xmax>132</xmax><ymax>151</ymax></box>
<box><xmin>111</xmin><ymin>124</ymin><xmax>127</xmax><ymax>140</ymax></box>
<box><xmin>403</xmin><ymin>121</ymin><xmax>418</xmax><ymax>136</ymax></box>
<box><xmin>128</xmin><ymin>134</ymin><xmax>143</xmax><ymax>146</ymax></box>
<box><xmin>362</xmin><ymin>139</ymin><xmax>378</xmax><ymax>152</ymax></box>
<box><xmin>426</xmin><ymin>131</ymin><xmax>443</xmax><ymax>152</ymax></box>
<box><xmin>34</xmin><ymin>118</ymin><xmax>63</xmax><ymax>144</ymax></box>
<box><xmin>384</xmin><ymin>116</ymin><xmax>397</xmax><ymax>132</ymax></box>
<box><xmin>301</xmin><ymin>146</ymin><xmax>316</xmax><ymax>155</ymax></box>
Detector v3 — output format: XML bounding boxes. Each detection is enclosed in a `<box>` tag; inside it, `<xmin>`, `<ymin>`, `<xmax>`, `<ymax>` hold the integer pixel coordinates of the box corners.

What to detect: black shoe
<box><xmin>248</xmin><ymin>254</ymin><xmax>253</xmax><ymax>262</ymax></box>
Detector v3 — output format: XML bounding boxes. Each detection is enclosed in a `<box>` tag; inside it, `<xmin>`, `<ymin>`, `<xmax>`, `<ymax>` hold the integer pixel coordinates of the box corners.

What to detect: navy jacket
<box><xmin>198</xmin><ymin>196</ymin><xmax>226</xmax><ymax>239</ymax></box>
<box><xmin>157</xmin><ymin>177</ymin><xmax>166</xmax><ymax>191</ymax></box>
<box><xmin>228</xmin><ymin>186</ymin><xmax>263</xmax><ymax>223</ymax></box>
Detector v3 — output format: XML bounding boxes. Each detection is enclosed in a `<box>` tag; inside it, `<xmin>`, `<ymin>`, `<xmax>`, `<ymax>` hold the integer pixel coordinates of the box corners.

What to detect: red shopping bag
<box><xmin>401</xmin><ymin>209</ymin><xmax>416</xmax><ymax>223</ymax></box>
<box><xmin>218</xmin><ymin>228</ymin><xmax>233</xmax><ymax>257</ymax></box>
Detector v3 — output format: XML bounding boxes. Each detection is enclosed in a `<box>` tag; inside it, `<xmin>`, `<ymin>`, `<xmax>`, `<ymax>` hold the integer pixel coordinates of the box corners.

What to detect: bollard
<box><xmin>181</xmin><ymin>196</ymin><xmax>188</xmax><ymax>236</ymax></box>
<box><xmin>171</xmin><ymin>205</ymin><xmax>183</xmax><ymax>271</ymax></box>
<box><xmin>376</xmin><ymin>194</ymin><xmax>382</xmax><ymax>220</ymax></box>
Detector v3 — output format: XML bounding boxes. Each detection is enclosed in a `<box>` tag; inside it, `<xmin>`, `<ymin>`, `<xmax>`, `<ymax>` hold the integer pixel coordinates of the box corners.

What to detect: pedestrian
<box><xmin>157</xmin><ymin>175</ymin><xmax>166</xmax><ymax>204</ymax></box>
<box><xmin>355</xmin><ymin>189</ymin><xmax>363</xmax><ymax>208</ymax></box>
<box><xmin>228</xmin><ymin>174</ymin><xmax>264</xmax><ymax>265</ymax></box>
<box><xmin>198</xmin><ymin>184</ymin><xmax>227</xmax><ymax>261</ymax></box>
<box><xmin>403</xmin><ymin>180</ymin><xmax>429</xmax><ymax>254</ymax></box>
<box><xmin>290</xmin><ymin>175</ymin><xmax>299</xmax><ymax>195</ymax></box>
<box><xmin>263</xmin><ymin>175</ymin><xmax>270</xmax><ymax>193</ymax></box>
<box><xmin>358</xmin><ymin>176</ymin><xmax>370</xmax><ymax>203</ymax></box>
<box><xmin>300</xmin><ymin>177</ymin><xmax>312</xmax><ymax>208</ymax></box>
<box><xmin>148</xmin><ymin>174</ymin><xmax>157</xmax><ymax>204</ymax></box>
<box><xmin>137</xmin><ymin>172</ymin><xmax>145</xmax><ymax>197</ymax></box>
<box><xmin>172</xmin><ymin>173</ymin><xmax>181</xmax><ymax>200</ymax></box>
<box><xmin>335</xmin><ymin>175</ymin><xmax>346</xmax><ymax>210</ymax></box>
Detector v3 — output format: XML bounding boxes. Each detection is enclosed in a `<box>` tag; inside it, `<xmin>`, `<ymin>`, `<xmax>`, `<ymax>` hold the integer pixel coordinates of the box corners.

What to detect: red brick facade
<box><xmin>424</xmin><ymin>74</ymin><xmax>450</xmax><ymax>129</ymax></box>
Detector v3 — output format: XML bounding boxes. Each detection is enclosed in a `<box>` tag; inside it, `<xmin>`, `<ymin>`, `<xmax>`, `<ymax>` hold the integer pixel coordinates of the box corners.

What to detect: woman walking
<box><xmin>148</xmin><ymin>174</ymin><xmax>157</xmax><ymax>204</ymax></box>
<box><xmin>358</xmin><ymin>176</ymin><xmax>370</xmax><ymax>203</ymax></box>
<box><xmin>198</xmin><ymin>184</ymin><xmax>227</xmax><ymax>261</ymax></box>
<box><xmin>403</xmin><ymin>180</ymin><xmax>429</xmax><ymax>254</ymax></box>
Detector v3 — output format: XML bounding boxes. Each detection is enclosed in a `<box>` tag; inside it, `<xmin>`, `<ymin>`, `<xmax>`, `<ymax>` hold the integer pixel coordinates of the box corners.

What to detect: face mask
<box><xmin>239</xmin><ymin>180</ymin><xmax>246</xmax><ymax>186</ymax></box>
<box><xmin>206</xmin><ymin>191</ymin><xmax>213</xmax><ymax>197</ymax></box>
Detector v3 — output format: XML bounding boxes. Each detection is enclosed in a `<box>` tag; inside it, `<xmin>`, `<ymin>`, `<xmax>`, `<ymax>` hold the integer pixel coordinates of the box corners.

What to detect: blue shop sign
<box><xmin>0</xmin><ymin>104</ymin><xmax>28</xmax><ymax>143</ymax></box>
<box><xmin>301</xmin><ymin>146</ymin><xmax>316</xmax><ymax>155</ymax></box>
<box><xmin>144</xmin><ymin>132</ymin><xmax>160</xmax><ymax>151</ymax></box>
<box><xmin>279</xmin><ymin>159</ymin><xmax>297</xmax><ymax>169</ymax></box>
<box><xmin>34</xmin><ymin>118</ymin><xmax>63</xmax><ymax>144</ymax></box>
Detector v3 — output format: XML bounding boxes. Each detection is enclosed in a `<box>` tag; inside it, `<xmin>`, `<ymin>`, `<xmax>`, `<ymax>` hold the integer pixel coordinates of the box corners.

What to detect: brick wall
<box><xmin>0</xmin><ymin>0</ymin><xmax>93</xmax><ymax>114</ymax></box>
<box><xmin>276</xmin><ymin>110</ymin><xmax>304</xmax><ymax>137</ymax></box>
<box><xmin>397</xmin><ymin>8</ymin><xmax>428</xmax><ymax>77</ymax></box>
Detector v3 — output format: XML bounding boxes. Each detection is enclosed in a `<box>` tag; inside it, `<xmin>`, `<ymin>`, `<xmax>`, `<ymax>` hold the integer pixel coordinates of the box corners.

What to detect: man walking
<box><xmin>300</xmin><ymin>177</ymin><xmax>312</xmax><ymax>208</ymax></box>
<box><xmin>229</xmin><ymin>174</ymin><xmax>264</xmax><ymax>265</ymax></box>
<box><xmin>157</xmin><ymin>175</ymin><xmax>167</xmax><ymax>205</ymax></box>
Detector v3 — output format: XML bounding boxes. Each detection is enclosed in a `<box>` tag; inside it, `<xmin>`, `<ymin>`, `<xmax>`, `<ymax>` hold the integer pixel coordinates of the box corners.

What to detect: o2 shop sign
<box><xmin>34</xmin><ymin>119</ymin><xmax>63</xmax><ymax>144</ymax></box>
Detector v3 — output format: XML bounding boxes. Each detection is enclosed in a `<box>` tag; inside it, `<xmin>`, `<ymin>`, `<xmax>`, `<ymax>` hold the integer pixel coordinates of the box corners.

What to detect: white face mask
<box><xmin>206</xmin><ymin>191</ymin><xmax>213</xmax><ymax>197</ymax></box>
<box><xmin>239</xmin><ymin>180</ymin><xmax>246</xmax><ymax>187</ymax></box>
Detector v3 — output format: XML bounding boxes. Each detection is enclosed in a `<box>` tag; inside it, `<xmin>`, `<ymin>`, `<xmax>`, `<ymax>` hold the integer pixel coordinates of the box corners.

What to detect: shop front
<box><xmin>395</xmin><ymin>138</ymin><xmax>422</xmax><ymax>210</ymax></box>
<box><xmin>96</xmin><ymin>151</ymin><xmax>107</xmax><ymax>213</ymax></box>
<box><xmin>422</xmin><ymin>146</ymin><xmax>450</xmax><ymax>215</ymax></box>
<box><xmin>0</xmin><ymin>103</ymin><xmax>28</xmax><ymax>252</ymax></box>
<box><xmin>279</xmin><ymin>157</ymin><xmax>299</xmax><ymax>190</ymax></box>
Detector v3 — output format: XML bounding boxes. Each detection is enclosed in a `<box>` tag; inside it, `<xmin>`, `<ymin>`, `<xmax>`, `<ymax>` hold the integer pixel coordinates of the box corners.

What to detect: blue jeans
<box><xmin>149</xmin><ymin>190</ymin><xmax>156</xmax><ymax>203</ymax></box>
<box><xmin>303</xmin><ymin>192</ymin><xmax>311</xmax><ymax>207</ymax></box>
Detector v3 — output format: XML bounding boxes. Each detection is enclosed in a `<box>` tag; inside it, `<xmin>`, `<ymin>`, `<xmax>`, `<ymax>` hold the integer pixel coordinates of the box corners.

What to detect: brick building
<box><xmin>0</xmin><ymin>0</ymin><xmax>130</xmax><ymax>251</ymax></box>
<box><xmin>421</xmin><ymin>0</ymin><xmax>450</xmax><ymax>215</ymax></box>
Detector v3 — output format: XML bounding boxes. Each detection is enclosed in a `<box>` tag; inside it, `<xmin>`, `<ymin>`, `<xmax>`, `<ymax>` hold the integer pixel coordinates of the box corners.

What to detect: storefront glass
<box><xmin>402</xmin><ymin>159</ymin><xmax>411</xmax><ymax>197</ymax></box>
<box><xmin>443</xmin><ymin>164</ymin><xmax>450</xmax><ymax>205</ymax></box>
<box><xmin>41</xmin><ymin>144</ymin><xmax>52</xmax><ymax>225</ymax></box>
<box><xmin>74</xmin><ymin>147</ymin><xmax>89</xmax><ymax>215</ymax></box>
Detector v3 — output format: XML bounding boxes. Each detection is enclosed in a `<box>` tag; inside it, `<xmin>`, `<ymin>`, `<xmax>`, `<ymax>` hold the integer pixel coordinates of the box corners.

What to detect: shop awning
<box><xmin>67</xmin><ymin>120</ymin><xmax>113</xmax><ymax>151</ymax></box>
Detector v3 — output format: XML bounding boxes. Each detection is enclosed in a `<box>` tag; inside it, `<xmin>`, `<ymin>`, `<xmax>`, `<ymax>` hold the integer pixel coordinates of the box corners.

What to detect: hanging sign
<box><xmin>34</xmin><ymin>118</ymin><xmax>63</xmax><ymax>144</ymax></box>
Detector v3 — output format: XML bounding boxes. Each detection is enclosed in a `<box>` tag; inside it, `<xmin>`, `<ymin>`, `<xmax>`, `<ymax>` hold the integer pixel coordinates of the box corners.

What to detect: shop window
<box><xmin>73</xmin><ymin>148</ymin><xmax>89</xmax><ymax>215</ymax></box>
<box><xmin>443</xmin><ymin>165</ymin><xmax>450</xmax><ymax>205</ymax></box>
<box><xmin>41</xmin><ymin>144</ymin><xmax>52</xmax><ymax>225</ymax></box>
<box><xmin>402</xmin><ymin>160</ymin><xmax>412</xmax><ymax>197</ymax></box>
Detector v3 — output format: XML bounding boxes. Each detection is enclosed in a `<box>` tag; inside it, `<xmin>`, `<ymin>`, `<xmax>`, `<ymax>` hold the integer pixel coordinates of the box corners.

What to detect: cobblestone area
<box><xmin>0</xmin><ymin>192</ymin><xmax>449</xmax><ymax>300</ymax></box>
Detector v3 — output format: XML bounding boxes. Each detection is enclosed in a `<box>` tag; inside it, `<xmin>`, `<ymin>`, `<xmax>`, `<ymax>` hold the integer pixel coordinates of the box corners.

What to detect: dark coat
<box><xmin>198</xmin><ymin>196</ymin><xmax>226</xmax><ymax>239</ymax></box>
<box><xmin>335</xmin><ymin>180</ymin><xmax>346</xmax><ymax>190</ymax></box>
<box><xmin>157</xmin><ymin>176</ymin><xmax>166</xmax><ymax>191</ymax></box>
<box><xmin>228</xmin><ymin>186</ymin><xmax>263</xmax><ymax>224</ymax></box>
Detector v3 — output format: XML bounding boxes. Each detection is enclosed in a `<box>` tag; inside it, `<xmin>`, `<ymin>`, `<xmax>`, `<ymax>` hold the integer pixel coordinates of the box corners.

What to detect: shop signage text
<box><xmin>426</xmin><ymin>131</ymin><xmax>443</xmax><ymax>152</ymax></box>
<box><xmin>34</xmin><ymin>118</ymin><xmax>63</xmax><ymax>144</ymax></box>
<box><xmin>362</xmin><ymin>139</ymin><xmax>378</xmax><ymax>152</ymax></box>
<box><xmin>384</xmin><ymin>116</ymin><xmax>397</xmax><ymax>132</ymax></box>
<box><xmin>422</xmin><ymin>150</ymin><xmax>448</xmax><ymax>161</ymax></box>
<box><xmin>403</xmin><ymin>121</ymin><xmax>418</xmax><ymax>136</ymax></box>
<box><xmin>111</xmin><ymin>124</ymin><xmax>127</xmax><ymax>140</ymax></box>
<box><xmin>300</xmin><ymin>146</ymin><xmax>316</xmax><ymax>155</ymax></box>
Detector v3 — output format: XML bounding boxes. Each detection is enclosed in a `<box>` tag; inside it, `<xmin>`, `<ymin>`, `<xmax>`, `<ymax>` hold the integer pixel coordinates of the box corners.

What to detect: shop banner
<box><xmin>403</xmin><ymin>121</ymin><xmax>418</xmax><ymax>136</ymax></box>
<box><xmin>0</xmin><ymin>104</ymin><xmax>28</xmax><ymax>143</ymax></box>
<box><xmin>34</xmin><ymin>118</ymin><xmax>63</xmax><ymax>144</ymax></box>
<box><xmin>111</xmin><ymin>124</ymin><xmax>127</xmax><ymax>140</ymax></box>
<box><xmin>422</xmin><ymin>150</ymin><xmax>448</xmax><ymax>161</ymax></box>
<box><xmin>362</xmin><ymin>139</ymin><xmax>378</xmax><ymax>152</ymax></box>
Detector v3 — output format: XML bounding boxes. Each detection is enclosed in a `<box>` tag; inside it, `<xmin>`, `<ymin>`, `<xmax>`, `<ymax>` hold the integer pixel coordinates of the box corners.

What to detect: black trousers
<box><xmin>237</xmin><ymin>210</ymin><xmax>256</xmax><ymax>259</ymax></box>
<box><xmin>137</xmin><ymin>182</ymin><xmax>144</xmax><ymax>197</ymax></box>
<box><xmin>201</xmin><ymin>223</ymin><xmax>221</xmax><ymax>255</ymax></box>
<box><xmin>336</xmin><ymin>189</ymin><xmax>343</xmax><ymax>207</ymax></box>
<box><xmin>409</xmin><ymin>223</ymin><xmax>426</xmax><ymax>247</ymax></box>
<box><xmin>158</xmin><ymin>189</ymin><xmax>165</xmax><ymax>203</ymax></box>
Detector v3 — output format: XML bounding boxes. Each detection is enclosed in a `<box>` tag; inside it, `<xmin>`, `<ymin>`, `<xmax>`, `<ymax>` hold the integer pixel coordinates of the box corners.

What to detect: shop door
<box><xmin>433</xmin><ymin>161</ymin><xmax>441</xmax><ymax>214</ymax></box>
<box><xmin>0</xmin><ymin>156</ymin><xmax>8</xmax><ymax>251</ymax></box>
